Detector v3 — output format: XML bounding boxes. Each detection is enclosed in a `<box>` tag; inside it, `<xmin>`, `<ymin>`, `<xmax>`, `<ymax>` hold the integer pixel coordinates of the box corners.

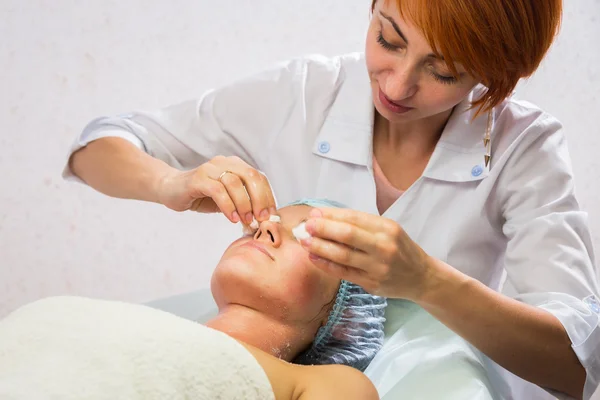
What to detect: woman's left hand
<box><xmin>301</xmin><ymin>207</ymin><xmax>435</xmax><ymax>299</ymax></box>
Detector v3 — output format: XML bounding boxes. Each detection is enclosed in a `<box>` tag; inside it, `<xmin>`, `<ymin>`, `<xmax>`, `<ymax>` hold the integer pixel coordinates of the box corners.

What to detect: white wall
<box><xmin>0</xmin><ymin>0</ymin><xmax>371</xmax><ymax>316</ymax></box>
<box><xmin>1</xmin><ymin>0</ymin><xmax>599</xmax><ymax>333</ymax></box>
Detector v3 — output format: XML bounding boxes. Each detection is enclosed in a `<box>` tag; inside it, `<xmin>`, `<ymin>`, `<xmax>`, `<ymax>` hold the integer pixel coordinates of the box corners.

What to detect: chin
<box><xmin>210</xmin><ymin>258</ymin><xmax>253</xmax><ymax>306</ymax></box>
<box><xmin>209</xmin><ymin>265</ymin><xmax>229</xmax><ymax>309</ymax></box>
<box><xmin>211</xmin><ymin>258</ymin><xmax>281</xmax><ymax>314</ymax></box>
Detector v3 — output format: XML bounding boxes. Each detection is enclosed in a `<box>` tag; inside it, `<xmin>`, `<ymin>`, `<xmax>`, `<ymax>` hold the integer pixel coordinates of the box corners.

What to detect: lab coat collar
<box><xmin>312</xmin><ymin>53</ymin><xmax>492</xmax><ymax>182</ymax></box>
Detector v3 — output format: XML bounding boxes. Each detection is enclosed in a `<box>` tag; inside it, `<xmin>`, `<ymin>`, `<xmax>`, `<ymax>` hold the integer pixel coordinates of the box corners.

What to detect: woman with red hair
<box><xmin>66</xmin><ymin>0</ymin><xmax>596</xmax><ymax>398</ymax></box>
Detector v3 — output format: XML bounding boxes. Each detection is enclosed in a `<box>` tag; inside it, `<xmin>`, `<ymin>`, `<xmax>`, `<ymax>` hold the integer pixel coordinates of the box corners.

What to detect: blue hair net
<box><xmin>284</xmin><ymin>198</ymin><xmax>387</xmax><ymax>371</ymax></box>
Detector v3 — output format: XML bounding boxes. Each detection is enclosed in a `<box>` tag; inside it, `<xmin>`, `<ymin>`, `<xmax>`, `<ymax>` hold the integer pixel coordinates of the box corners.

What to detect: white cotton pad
<box><xmin>242</xmin><ymin>225</ymin><xmax>255</xmax><ymax>236</ymax></box>
<box><xmin>242</xmin><ymin>214</ymin><xmax>281</xmax><ymax>235</ymax></box>
<box><xmin>292</xmin><ymin>222</ymin><xmax>311</xmax><ymax>241</ymax></box>
<box><xmin>242</xmin><ymin>218</ymin><xmax>259</xmax><ymax>236</ymax></box>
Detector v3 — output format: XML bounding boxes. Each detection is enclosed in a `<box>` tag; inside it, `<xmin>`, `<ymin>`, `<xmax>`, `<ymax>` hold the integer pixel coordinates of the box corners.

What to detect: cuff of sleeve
<box><xmin>517</xmin><ymin>292</ymin><xmax>600</xmax><ymax>400</ymax></box>
<box><xmin>62</xmin><ymin>123</ymin><xmax>145</xmax><ymax>184</ymax></box>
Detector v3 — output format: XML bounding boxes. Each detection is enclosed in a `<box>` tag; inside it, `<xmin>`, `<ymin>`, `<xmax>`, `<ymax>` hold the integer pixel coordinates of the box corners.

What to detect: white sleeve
<box><xmin>498</xmin><ymin>112</ymin><xmax>600</xmax><ymax>399</ymax></box>
<box><xmin>62</xmin><ymin>118</ymin><xmax>146</xmax><ymax>183</ymax></box>
<box><xmin>62</xmin><ymin>55</ymin><xmax>340</xmax><ymax>182</ymax></box>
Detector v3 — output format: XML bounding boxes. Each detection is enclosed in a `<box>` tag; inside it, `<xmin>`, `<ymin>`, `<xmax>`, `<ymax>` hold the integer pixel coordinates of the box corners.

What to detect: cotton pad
<box><xmin>292</xmin><ymin>222</ymin><xmax>311</xmax><ymax>241</ymax></box>
<box><xmin>242</xmin><ymin>214</ymin><xmax>281</xmax><ymax>235</ymax></box>
<box><xmin>242</xmin><ymin>220</ymin><xmax>258</xmax><ymax>236</ymax></box>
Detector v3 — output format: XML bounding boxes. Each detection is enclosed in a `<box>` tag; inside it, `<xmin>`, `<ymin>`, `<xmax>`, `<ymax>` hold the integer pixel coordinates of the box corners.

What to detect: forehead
<box><xmin>277</xmin><ymin>205</ymin><xmax>312</xmax><ymax>224</ymax></box>
<box><xmin>376</xmin><ymin>0</ymin><xmax>467</xmax><ymax>72</ymax></box>
<box><xmin>377</xmin><ymin>4</ymin><xmax>429</xmax><ymax>45</ymax></box>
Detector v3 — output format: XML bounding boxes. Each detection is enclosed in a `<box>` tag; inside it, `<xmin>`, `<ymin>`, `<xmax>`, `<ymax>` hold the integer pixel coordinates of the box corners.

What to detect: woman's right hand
<box><xmin>156</xmin><ymin>156</ymin><xmax>277</xmax><ymax>224</ymax></box>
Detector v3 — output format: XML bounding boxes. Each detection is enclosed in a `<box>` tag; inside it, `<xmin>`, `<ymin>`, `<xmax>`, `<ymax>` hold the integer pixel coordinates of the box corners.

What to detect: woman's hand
<box><xmin>301</xmin><ymin>207</ymin><xmax>435</xmax><ymax>299</ymax></box>
<box><xmin>156</xmin><ymin>155</ymin><xmax>277</xmax><ymax>224</ymax></box>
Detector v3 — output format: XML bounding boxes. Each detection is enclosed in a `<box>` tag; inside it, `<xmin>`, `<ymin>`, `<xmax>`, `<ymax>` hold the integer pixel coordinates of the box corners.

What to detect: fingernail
<box><xmin>301</xmin><ymin>238</ymin><xmax>312</xmax><ymax>247</ymax></box>
<box><xmin>260</xmin><ymin>209</ymin><xmax>269</xmax><ymax>220</ymax></box>
<box><xmin>309</xmin><ymin>253</ymin><xmax>322</xmax><ymax>262</ymax></box>
<box><xmin>305</xmin><ymin>220</ymin><xmax>315</xmax><ymax>234</ymax></box>
<box><xmin>245</xmin><ymin>213</ymin><xmax>253</xmax><ymax>224</ymax></box>
<box><xmin>269</xmin><ymin>207</ymin><xmax>277</xmax><ymax>215</ymax></box>
<box><xmin>232</xmin><ymin>211</ymin><xmax>240</xmax><ymax>223</ymax></box>
<box><xmin>309</xmin><ymin>209</ymin><xmax>323</xmax><ymax>218</ymax></box>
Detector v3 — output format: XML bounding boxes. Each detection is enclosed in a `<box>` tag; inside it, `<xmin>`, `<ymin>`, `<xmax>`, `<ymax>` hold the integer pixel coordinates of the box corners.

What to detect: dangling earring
<box><xmin>483</xmin><ymin>111</ymin><xmax>492</xmax><ymax>168</ymax></box>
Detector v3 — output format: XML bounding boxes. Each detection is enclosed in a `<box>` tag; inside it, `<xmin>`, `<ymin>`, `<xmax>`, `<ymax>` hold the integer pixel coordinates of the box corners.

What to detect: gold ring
<box><xmin>218</xmin><ymin>170</ymin><xmax>233</xmax><ymax>183</ymax></box>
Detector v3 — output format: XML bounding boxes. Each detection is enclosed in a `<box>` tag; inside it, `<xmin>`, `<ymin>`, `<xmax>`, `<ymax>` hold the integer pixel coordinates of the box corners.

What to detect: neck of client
<box><xmin>205</xmin><ymin>304</ymin><xmax>317</xmax><ymax>361</ymax></box>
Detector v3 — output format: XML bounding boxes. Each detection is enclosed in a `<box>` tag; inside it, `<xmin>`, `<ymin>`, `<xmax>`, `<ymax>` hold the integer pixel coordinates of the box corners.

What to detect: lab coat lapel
<box><xmin>310</xmin><ymin>55</ymin><xmax>378</xmax><ymax>213</ymax></box>
<box><xmin>424</xmin><ymin>86</ymin><xmax>494</xmax><ymax>183</ymax></box>
<box><xmin>310</xmin><ymin>55</ymin><xmax>495</xmax><ymax>237</ymax></box>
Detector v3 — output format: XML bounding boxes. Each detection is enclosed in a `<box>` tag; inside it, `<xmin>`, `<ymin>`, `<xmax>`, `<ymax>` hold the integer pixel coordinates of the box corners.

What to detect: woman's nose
<box><xmin>254</xmin><ymin>221</ymin><xmax>282</xmax><ymax>248</ymax></box>
<box><xmin>384</xmin><ymin>64</ymin><xmax>418</xmax><ymax>101</ymax></box>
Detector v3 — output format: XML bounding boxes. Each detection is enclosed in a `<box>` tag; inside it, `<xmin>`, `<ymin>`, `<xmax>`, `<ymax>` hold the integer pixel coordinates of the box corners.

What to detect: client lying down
<box><xmin>0</xmin><ymin>199</ymin><xmax>385</xmax><ymax>400</ymax></box>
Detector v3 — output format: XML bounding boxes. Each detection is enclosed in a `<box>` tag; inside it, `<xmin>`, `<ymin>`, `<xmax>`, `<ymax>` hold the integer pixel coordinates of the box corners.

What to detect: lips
<box><xmin>378</xmin><ymin>87</ymin><xmax>414</xmax><ymax>114</ymax></box>
<box><xmin>242</xmin><ymin>241</ymin><xmax>275</xmax><ymax>260</ymax></box>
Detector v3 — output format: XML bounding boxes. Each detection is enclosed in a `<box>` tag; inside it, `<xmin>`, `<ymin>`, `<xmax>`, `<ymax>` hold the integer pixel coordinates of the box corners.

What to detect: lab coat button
<box><xmin>471</xmin><ymin>165</ymin><xmax>484</xmax><ymax>177</ymax></box>
<box><xmin>585</xmin><ymin>295</ymin><xmax>600</xmax><ymax>314</ymax></box>
<box><xmin>318</xmin><ymin>141</ymin><xmax>331</xmax><ymax>154</ymax></box>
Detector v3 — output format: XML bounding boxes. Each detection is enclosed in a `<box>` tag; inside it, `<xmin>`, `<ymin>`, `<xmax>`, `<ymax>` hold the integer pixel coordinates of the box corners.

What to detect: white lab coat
<box><xmin>64</xmin><ymin>53</ymin><xmax>600</xmax><ymax>399</ymax></box>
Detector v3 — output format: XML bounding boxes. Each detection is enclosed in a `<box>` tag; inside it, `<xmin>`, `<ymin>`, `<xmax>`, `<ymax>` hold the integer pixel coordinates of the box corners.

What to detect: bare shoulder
<box><xmin>239</xmin><ymin>341</ymin><xmax>378</xmax><ymax>400</ymax></box>
<box><xmin>238</xmin><ymin>342</ymin><xmax>298</xmax><ymax>400</ymax></box>
<box><xmin>294</xmin><ymin>364</ymin><xmax>379</xmax><ymax>400</ymax></box>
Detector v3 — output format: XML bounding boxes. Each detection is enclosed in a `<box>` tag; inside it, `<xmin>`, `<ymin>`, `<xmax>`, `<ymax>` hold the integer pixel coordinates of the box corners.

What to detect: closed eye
<box><xmin>377</xmin><ymin>30</ymin><xmax>399</xmax><ymax>51</ymax></box>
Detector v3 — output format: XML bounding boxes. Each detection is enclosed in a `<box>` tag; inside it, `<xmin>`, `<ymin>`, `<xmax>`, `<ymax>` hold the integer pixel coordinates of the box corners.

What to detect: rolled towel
<box><xmin>0</xmin><ymin>296</ymin><xmax>274</xmax><ymax>400</ymax></box>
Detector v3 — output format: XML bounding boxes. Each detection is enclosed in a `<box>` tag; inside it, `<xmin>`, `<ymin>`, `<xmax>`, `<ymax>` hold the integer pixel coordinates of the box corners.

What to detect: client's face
<box><xmin>211</xmin><ymin>205</ymin><xmax>340</xmax><ymax>326</ymax></box>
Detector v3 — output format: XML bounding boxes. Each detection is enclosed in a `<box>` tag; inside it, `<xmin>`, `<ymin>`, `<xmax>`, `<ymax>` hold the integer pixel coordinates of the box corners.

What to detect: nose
<box><xmin>254</xmin><ymin>220</ymin><xmax>282</xmax><ymax>248</ymax></box>
<box><xmin>383</xmin><ymin>63</ymin><xmax>419</xmax><ymax>101</ymax></box>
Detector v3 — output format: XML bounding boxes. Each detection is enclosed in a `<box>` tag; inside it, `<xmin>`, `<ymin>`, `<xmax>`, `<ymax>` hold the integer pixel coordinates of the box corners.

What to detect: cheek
<box><xmin>210</xmin><ymin>252</ymin><xmax>249</xmax><ymax>307</ymax></box>
<box><xmin>419</xmin><ymin>83</ymin><xmax>473</xmax><ymax>111</ymax></box>
<box><xmin>365</xmin><ymin>25</ymin><xmax>386</xmax><ymax>75</ymax></box>
<box><xmin>211</xmin><ymin>244</ymin><xmax>267</xmax><ymax>307</ymax></box>
<box><xmin>284</xmin><ymin>270</ymin><xmax>321</xmax><ymax>307</ymax></box>
<box><xmin>278</xmin><ymin>248</ymin><xmax>335</xmax><ymax>316</ymax></box>
<box><xmin>210</xmin><ymin>261</ymin><xmax>230</xmax><ymax>308</ymax></box>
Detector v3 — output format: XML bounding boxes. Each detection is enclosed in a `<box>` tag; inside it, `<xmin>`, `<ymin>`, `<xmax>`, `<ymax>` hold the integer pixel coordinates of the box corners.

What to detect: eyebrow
<box><xmin>379</xmin><ymin>11</ymin><xmax>445</xmax><ymax>61</ymax></box>
<box><xmin>380</xmin><ymin>12</ymin><xmax>408</xmax><ymax>44</ymax></box>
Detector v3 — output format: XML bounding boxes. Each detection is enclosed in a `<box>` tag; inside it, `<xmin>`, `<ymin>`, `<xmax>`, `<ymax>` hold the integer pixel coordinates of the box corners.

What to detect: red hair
<box><xmin>371</xmin><ymin>0</ymin><xmax>562</xmax><ymax>114</ymax></box>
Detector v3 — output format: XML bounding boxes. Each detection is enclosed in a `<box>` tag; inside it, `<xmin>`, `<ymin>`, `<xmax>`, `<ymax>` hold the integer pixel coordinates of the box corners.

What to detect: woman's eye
<box><xmin>377</xmin><ymin>30</ymin><xmax>399</xmax><ymax>51</ymax></box>
<box><xmin>430</xmin><ymin>71</ymin><xmax>459</xmax><ymax>85</ymax></box>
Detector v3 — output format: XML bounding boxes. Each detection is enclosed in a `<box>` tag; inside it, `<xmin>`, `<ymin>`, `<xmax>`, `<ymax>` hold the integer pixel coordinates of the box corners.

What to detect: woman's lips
<box><xmin>378</xmin><ymin>88</ymin><xmax>414</xmax><ymax>114</ymax></box>
<box><xmin>242</xmin><ymin>241</ymin><xmax>275</xmax><ymax>260</ymax></box>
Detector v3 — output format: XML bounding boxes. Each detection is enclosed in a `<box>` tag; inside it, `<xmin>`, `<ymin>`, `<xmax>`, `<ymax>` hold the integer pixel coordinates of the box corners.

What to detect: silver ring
<box><xmin>218</xmin><ymin>170</ymin><xmax>233</xmax><ymax>183</ymax></box>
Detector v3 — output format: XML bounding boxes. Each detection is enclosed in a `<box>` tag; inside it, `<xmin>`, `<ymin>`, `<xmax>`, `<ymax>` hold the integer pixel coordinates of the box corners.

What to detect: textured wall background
<box><xmin>1</xmin><ymin>0</ymin><xmax>599</xmax><ymax>324</ymax></box>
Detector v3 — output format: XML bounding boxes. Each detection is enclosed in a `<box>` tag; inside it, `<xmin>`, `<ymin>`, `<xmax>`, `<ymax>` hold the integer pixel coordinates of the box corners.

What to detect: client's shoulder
<box><xmin>237</xmin><ymin>342</ymin><xmax>379</xmax><ymax>400</ymax></box>
<box><xmin>294</xmin><ymin>364</ymin><xmax>379</xmax><ymax>400</ymax></box>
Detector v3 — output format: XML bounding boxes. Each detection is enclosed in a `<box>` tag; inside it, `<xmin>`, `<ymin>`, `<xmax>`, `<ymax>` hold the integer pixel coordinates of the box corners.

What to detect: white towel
<box><xmin>0</xmin><ymin>296</ymin><xmax>275</xmax><ymax>400</ymax></box>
